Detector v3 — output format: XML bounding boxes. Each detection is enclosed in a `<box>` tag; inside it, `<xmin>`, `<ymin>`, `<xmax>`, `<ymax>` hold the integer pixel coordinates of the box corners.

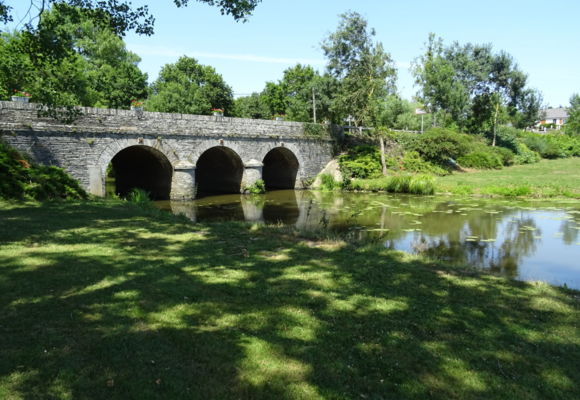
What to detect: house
<box><xmin>538</xmin><ymin>108</ymin><xmax>569</xmax><ymax>130</ymax></box>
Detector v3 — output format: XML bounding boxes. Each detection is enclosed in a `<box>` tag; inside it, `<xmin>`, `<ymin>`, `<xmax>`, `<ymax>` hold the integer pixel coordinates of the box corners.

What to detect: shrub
<box><xmin>400</xmin><ymin>151</ymin><xmax>449</xmax><ymax>175</ymax></box>
<box><xmin>490</xmin><ymin>146</ymin><xmax>516</xmax><ymax>166</ymax></box>
<box><xmin>402</xmin><ymin>128</ymin><xmax>476</xmax><ymax>165</ymax></box>
<box><xmin>0</xmin><ymin>140</ymin><xmax>87</xmax><ymax>200</ymax></box>
<box><xmin>338</xmin><ymin>145</ymin><xmax>382</xmax><ymax>179</ymax></box>
<box><xmin>128</xmin><ymin>188</ymin><xmax>151</xmax><ymax>205</ymax></box>
<box><xmin>492</xmin><ymin>126</ymin><xmax>521</xmax><ymax>153</ymax></box>
<box><xmin>514</xmin><ymin>143</ymin><xmax>541</xmax><ymax>164</ymax></box>
<box><xmin>245</xmin><ymin>179</ymin><xmax>266</xmax><ymax>194</ymax></box>
<box><xmin>319</xmin><ymin>173</ymin><xmax>338</xmax><ymax>191</ymax></box>
<box><xmin>457</xmin><ymin>151</ymin><xmax>503</xmax><ymax>169</ymax></box>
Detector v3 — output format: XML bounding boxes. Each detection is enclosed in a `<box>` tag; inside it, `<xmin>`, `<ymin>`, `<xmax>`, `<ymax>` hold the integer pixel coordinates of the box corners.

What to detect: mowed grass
<box><xmin>0</xmin><ymin>200</ymin><xmax>579</xmax><ymax>399</ymax></box>
<box><xmin>438</xmin><ymin>157</ymin><xmax>580</xmax><ymax>198</ymax></box>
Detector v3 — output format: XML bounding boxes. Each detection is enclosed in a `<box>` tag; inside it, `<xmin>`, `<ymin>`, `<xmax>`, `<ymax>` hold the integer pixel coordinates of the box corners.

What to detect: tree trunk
<box><xmin>379</xmin><ymin>136</ymin><xmax>387</xmax><ymax>176</ymax></box>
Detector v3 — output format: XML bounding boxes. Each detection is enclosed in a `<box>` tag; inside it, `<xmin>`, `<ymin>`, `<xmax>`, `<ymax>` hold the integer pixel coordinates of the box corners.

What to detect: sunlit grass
<box><xmin>0</xmin><ymin>200</ymin><xmax>579</xmax><ymax>399</ymax></box>
<box><xmin>438</xmin><ymin>157</ymin><xmax>580</xmax><ymax>198</ymax></box>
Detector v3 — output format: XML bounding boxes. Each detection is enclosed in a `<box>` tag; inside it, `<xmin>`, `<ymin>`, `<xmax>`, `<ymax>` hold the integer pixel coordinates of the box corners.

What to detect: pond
<box><xmin>156</xmin><ymin>190</ymin><xmax>580</xmax><ymax>290</ymax></box>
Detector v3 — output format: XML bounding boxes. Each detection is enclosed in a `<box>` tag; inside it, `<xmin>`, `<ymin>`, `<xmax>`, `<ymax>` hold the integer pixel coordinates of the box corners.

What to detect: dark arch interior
<box><xmin>195</xmin><ymin>147</ymin><xmax>243</xmax><ymax>197</ymax></box>
<box><xmin>109</xmin><ymin>145</ymin><xmax>172</xmax><ymax>200</ymax></box>
<box><xmin>262</xmin><ymin>147</ymin><xmax>299</xmax><ymax>191</ymax></box>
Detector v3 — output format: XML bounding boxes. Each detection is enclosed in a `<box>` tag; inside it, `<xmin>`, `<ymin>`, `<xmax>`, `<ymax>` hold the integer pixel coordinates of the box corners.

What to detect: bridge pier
<box><xmin>242</xmin><ymin>159</ymin><xmax>264</xmax><ymax>191</ymax></box>
<box><xmin>171</xmin><ymin>161</ymin><xmax>197</xmax><ymax>200</ymax></box>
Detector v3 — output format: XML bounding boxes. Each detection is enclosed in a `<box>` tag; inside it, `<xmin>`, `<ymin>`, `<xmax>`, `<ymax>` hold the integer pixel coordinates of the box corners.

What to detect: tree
<box><xmin>147</xmin><ymin>56</ymin><xmax>233</xmax><ymax>115</ymax></box>
<box><xmin>0</xmin><ymin>4</ymin><xmax>148</xmax><ymax>109</ymax></box>
<box><xmin>321</xmin><ymin>11</ymin><xmax>397</xmax><ymax>127</ymax></box>
<box><xmin>233</xmin><ymin>92</ymin><xmax>270</xmax><ymax>119</ymax></box>
<box><xmin>566</xmin><ymin>94</ymin><xmax>580</xmax><ymax>136</ymax></box>
<box><xmin>0</xmin><ymin>0</ymin><xmax>261</xmax><ymax>35</ymax></box>
<box><xmin>413</xmin><ymin>33</ymin><xmax>542</xmax><ymax>137</ymax></box>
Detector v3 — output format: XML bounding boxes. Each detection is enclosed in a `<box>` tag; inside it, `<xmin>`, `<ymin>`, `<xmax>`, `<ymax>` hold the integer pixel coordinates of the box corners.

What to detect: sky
<box><xmin>7</xmin><ymin>0</ymin><xmax>580</xmax><ymax>106</ymax></box>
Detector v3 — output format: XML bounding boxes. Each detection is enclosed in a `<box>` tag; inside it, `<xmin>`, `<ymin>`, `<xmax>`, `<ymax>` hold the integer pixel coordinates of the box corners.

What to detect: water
<box><xmin>156</xmin><ymin>190</ymin><xmax>580</xmax><ymax>289</ymax></box>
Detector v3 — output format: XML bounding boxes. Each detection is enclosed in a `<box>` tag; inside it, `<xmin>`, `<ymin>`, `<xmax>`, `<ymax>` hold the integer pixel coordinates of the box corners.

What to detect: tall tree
<box><xmin>147</xmin><ymin>56</ymin><xmax>233</xmax><ymax>115</ymax></box>
<box><xmin>321</xmin><ymin>11</ymin><xmax>397</xmax><ymax>127</ymax></box>
<box><xmin>413</xmin><ymin>34</ymin><xmax>542</xmax><ymax>136</ymax></box>
<box><xmin>566</xmin><ymin>94</ymin><xmax>580</xmax><ymax>136</ymax></box>
<box><xmin>0</xmin><ymin>4</ymin><xmax>147</xmax><ymax>109</ymax></box>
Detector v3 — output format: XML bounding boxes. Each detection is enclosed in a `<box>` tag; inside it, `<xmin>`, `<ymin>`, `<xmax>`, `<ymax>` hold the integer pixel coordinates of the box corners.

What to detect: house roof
<box><xmin>543</xmin><ymin>108</ymin><xmax>568</xmax><ymax>119</ymax></box>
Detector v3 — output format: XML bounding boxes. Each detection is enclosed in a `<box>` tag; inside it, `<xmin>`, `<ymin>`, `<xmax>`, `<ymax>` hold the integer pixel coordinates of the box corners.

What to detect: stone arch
<box><xmin>92</xmin><ymin>139</ymin><xmax>179</xmax><ymax>200</ymax></box>
<box><xmin>195</xmin><ymin>146</ymin><xmax>244</xmax><ymax>197</ymax></box>
<box><xmin>262</xmin><ymin>146</ymin><xmax>300</xmax><ymax>190</ymax></box>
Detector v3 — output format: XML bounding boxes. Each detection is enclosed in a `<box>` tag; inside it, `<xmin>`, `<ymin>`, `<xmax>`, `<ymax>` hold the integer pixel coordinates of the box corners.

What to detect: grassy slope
<box><xmin>0</xmin><ymin>201</ymin><xmax>579</xmax><ymax>399</ymax></box>
<box><xmin>437</xmin><ymin>158</ymin><xmax>580</xmax><ymax>197</ymax></box>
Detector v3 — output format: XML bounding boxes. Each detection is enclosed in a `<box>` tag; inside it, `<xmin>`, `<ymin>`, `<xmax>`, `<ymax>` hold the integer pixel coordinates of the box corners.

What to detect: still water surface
<box><xmin>157</xmin><ymin>190</ymin><xmax>580</xmax><ymax>289</ymax></box>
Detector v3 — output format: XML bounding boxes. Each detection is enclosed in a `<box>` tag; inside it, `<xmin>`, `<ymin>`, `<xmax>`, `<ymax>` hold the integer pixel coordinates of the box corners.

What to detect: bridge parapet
<box><xmin>0</xmin><ymin>101</ymin><xmax>328</xmax><ymax>140</ymax></box>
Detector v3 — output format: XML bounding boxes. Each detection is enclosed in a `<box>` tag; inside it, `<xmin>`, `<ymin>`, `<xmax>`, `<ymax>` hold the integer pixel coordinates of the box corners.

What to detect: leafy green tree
<box><xmin>1</xmin><ymin>0</ymin><xmax>261</xmax><ymax>35</ymax></box>
<box><xmin>322</xmin><ymin>11</ymin><xmax>397</xmax><ymax>175</ymax></box>
<box><xmin>0</xmin><ymin>5</ymin><xmax>147</xmax><ymax>110</ymax></box>
<box><xmin>233</xmin><ymin>92</ymin><xmax>270</xmax><ymax>119</ymax></box>
<box><xmin>321</xmin><ymin>11</ymin><xmax>397</xmax><ymax>127</ymax></box>
<box><xmin>413</xmin><ymin>33</ymin><xmax>542</xmax><ymax>137</ymax></box>
<box><xmin>147</xmin><ymin>56</ymin><xmax>233</xmax><ymax>115</ymax></box>
<box><xmin>566</xmin><ymin>94</ymin><xmax>580</xmax><ymax>135</ymax></box>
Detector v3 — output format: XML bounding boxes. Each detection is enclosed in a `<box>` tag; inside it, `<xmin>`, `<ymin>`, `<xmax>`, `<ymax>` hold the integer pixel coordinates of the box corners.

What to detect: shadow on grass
<box><xmin>0</xmin><ymin>201</ymin><xmax>579</xmax><ymax>399</ymax></box>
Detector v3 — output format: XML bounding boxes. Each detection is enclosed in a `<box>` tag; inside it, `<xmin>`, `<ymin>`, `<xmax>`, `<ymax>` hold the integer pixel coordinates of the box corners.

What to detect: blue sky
<box><xmin>7</xmin><ymin>0</ymin><xmax>580</xmax><ymax>106</ymax></box>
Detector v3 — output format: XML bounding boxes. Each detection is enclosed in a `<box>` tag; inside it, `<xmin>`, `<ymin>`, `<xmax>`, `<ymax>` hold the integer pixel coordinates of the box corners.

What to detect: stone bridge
<box><xmin>0</xmin><ymin>101</ymin><xmax>337</xmax><ymax>200</ymax></box>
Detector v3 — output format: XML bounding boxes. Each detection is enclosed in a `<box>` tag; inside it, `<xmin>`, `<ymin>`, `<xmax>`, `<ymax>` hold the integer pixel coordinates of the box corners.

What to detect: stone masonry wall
<box><xmin>0</xmin><ymin>101</ymin><xmax>336</xmax><ymax>199</ymax></box>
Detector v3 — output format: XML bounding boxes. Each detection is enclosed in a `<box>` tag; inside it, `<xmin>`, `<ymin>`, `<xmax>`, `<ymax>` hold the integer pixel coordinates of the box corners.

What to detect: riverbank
<box><xmin>341</xmin><ymin>158</ymin><xmax>580</xmax><ymax>199</ymax></box>
<box><xmin>1</xmin><ymin>200</ymin><xmax>578</xmax><ymax>399</ymax></box>
<box><xmin>437</xmin><ymin>157</ymin><xmax>580</xmax><ymax>198</ymax></box>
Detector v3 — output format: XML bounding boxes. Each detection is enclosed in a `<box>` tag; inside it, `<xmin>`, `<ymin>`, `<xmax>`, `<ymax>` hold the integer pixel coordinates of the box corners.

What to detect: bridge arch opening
<box><xmin>107</xmin><ymin>145</ymin><xmax>172</xmax><ymax>200</ymax></box>
<box><xmin>262</xmin><ymin>147</ymin><xmax>299</xmax><ymax>191</ymax></box>
<box><xmin>195</xmin><ymin>146</ymin><xmax>243</xmax><ymax>197</ymax></box>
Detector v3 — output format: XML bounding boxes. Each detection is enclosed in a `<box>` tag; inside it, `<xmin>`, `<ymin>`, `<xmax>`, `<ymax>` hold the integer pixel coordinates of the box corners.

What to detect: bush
<box><xmin>519</xmin><ymin>132</ymin><xmax>580</xmax><ymax>159</ymax></box>
<box><xmin>319</xmin><ymin>174</ymin><xmax>338</xmax><ymax>191</ymax></box>
<box><xmin>244</xmin><ymin>179</ymin><xmax>266</xmax><ymax>194</ymax></box>
<box><xmin>402</xmin><ymin>128</ymin><xmax>476</xmax><ymax>165</ymax></box>
<box><xmin>400</xmin><ymin>151</ymin><xmax>449</xmax><ymax>175</ymax></box>
<box><xmin>492</xmin><ymin>126</ymin><xmax>521</xmax><ymax>153</ymax></box>
<box><xmin>0</xmin><ymin>140</ymin><xmax>87</xmax><ymax>200</ymax></box>
<box><xmin>338</xmin><ymin>145</ymin><xmax>382</xmax><ymax>179</ymax></box>
<box><xmin>490</xmin><ymin>146</ymin><xmax>516</xmax><ymax>166</ymax></box>
<box><xmin>514</xmin><ymin>143</ymin><xmax>541</xmax><ymax>164</ymax></box>
<box><xmin>457</xmin><ymin>151</ymin><xmax>503</xmax><ymax>169</ymax></box>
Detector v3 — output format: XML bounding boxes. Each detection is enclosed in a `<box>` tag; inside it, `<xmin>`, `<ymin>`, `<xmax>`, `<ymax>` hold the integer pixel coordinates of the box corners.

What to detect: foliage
<box><xmin>318</xmin><ymin>173</ymin><xmax>338</xmax><ymax>191</ymax></box>
<box><xmin>338</xmin><ymin>145</ymin><xmax>382</xmax><ymax>179</ymax></box>
<box><xmin>457</xmin><ymin>151</ymin><xmax>503</xmax><ymax>169</ymax></box>
<box><xmin>256</xmin><ymin>64</ymin><xmax>336</xmax><ymax>122</ymax></box>
<box><xmin>349</xmin><ymin>174</ymin><xmax>436</xmax><ymax>195</ymax></box>
<box><xmin>147</xmin><ymin>56</ymin><xmax>233</xmax><ymax>115</ymax></box>
<box><xmin>384</xmin><ymin>151</ymin><xmax>449</xmax><ymax>176</ymax></box>
<box><xmin>401</xmin><ymin>128</ymin><xmax>476</xmax><ymax>165</ymax></box>
<box><xmin>322</xmin><ymin>11</ymin><xmax>396</xmax><ymax>127</ymax></box>
<box><xmin>412</xmin><ymin>33</ymin><xmax>541</xmax><ymax>133</ymax></box>
<box><xmin>244</xmin><ymin>179</ymin><xmax>265</xmax><ymax>195</ymax></box>
<box><xmin>0</xmin><ymin>1</ymin><xmax>260</xmax><ymax>36</ymax></box>
<box><xmin>127</xmin><ymin>187</ymin><xmax>151</xmax><ymax>205</ymax></box>
<box><xmin>233</xmin><ymin>92</ymin><xmax>270</xmax><ymax>119</ymax></box>
<box><xmin>489</xmin><ymin>146</ymin><xmax>515</xmax><ymax>166</ymax></box>
<box><xmin>0</xmin><ymin>5</ymin><xmax>148</xmax><ymax>110</ymax></box>
<box><xmin>520</xmin><ymin>131</ymin><xmax>580</xmax><ymax>159</ymax></box>
<box><xmin>565</xmin><ymin>93</ymin><xmax>580</xmax><ymax>136</ymax></box>
<box><xmin>303</xmin><ymin>122</ymin><xmax>330</xmax><ymax>138</ymax></box>
<box><xmin>0</xmin><ymin>139</ymin><xmax>87</xmax><ymax>200</ymax></box>
<box><xmin>513</xmin><ymin>142</ymin><xmax>541</xmax><ymax>165</ymax></box>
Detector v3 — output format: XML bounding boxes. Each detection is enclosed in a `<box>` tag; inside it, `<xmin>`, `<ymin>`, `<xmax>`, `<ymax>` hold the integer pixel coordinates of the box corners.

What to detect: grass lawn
<box><xmin>1</xmin><ymin>200</ymin><xmax>579</xmax><ymax>399</ymax></box>
<box><xmin>437</xmin><ymin>158</ymin><xmax>580</xmax><ymax>198</ymax></box>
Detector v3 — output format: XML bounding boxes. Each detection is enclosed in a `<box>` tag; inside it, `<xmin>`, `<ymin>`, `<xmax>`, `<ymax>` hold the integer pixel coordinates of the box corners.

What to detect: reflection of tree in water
<box><xmin>409</xmin><ymin>210</ymin><xmax>541</xmax><ymax>279</ymax></box>
<box><xmin>490</xmin><ymin>217</ymin><xmax>539</xmax><ymax>278</ymax></box>
<box><xmin>560</xmin><ymin>212</ymin><xmax>580</xmax><ymax>245</ymax></box>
